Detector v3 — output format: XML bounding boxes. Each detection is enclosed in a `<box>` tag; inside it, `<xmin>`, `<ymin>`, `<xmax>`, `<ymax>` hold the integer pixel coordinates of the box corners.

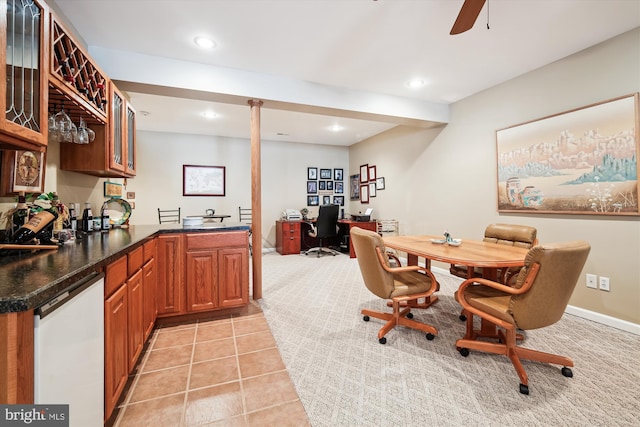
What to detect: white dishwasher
<box><xmin>34</xmin><ymin>272</ymin><xmax>104</xmax><ymax>427</ymax></box>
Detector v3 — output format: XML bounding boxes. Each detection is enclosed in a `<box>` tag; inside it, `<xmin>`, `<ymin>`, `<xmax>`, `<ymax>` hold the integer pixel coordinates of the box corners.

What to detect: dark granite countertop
<box><xmin>0</xmin><ymin>223</ymin><xmax>250</xmax><ymax>313</ymax></box>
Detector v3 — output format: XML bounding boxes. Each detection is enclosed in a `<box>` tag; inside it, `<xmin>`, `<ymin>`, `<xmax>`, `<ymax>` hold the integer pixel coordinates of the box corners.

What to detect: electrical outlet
<box><xmin>599</xmin><ymin>276</ymin><xmax>610</xmax><ymax>291</ymax></box>
<box><xmin>586</xmin><ymin>273</ymin><xmax>597</xmax><ymax>289</ymax></box>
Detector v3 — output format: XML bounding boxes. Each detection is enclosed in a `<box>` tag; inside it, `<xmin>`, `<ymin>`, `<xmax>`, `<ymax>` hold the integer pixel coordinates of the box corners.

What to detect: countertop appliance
<box><xmin>34</xmin><ymin>272</ymin><xmax>104</xmax><ymax>427</ymax></box>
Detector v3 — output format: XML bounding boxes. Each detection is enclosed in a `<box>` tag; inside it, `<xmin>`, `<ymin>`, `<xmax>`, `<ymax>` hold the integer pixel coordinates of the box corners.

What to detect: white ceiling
<box><xmin>52</xmin><ymin>0</ymin><xmax>640</xmax><ymax>146</ymax></box>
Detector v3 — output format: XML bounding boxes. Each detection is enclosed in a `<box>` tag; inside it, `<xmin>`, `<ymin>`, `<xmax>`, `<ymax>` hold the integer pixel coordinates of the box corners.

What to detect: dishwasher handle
<box><xmin>36</xmin><ymin>272</ymin><xmax>105</xmax><ymax>319</ymax></box>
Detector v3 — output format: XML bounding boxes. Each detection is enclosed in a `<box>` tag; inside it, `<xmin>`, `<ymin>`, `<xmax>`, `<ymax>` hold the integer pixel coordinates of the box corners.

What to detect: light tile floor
<box><xmin>110</xmin><ymin>307</ymin><xmax>310</xmax><ymax>427</ymax></box>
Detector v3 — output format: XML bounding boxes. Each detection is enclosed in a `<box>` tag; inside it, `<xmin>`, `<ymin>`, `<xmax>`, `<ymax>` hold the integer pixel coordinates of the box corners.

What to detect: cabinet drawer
<box><xmin>143</xmin><ymin>239</ymin><xmax>156</xmax><ymax>262</ymax></box>
<box><xmin>105</xmin><ymin>256</ymin><xmax>127</xmax><ymax>297</ymax></box>
<box><xmin>128</xmin><ymin>246</ymin><xmax>144</xmax><ymax>276</ymax></box>
<box><xmin>186</xmin><ymin>232</ymin><xmax>247</xmax><ymax>250</ymax></box>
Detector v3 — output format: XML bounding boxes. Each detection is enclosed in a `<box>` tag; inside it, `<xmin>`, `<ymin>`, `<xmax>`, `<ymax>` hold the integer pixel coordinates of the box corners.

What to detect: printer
<box><xmin>351</xmin><ymin>208</ymin><xmax>373</xmax><ymax>222</ymax></box>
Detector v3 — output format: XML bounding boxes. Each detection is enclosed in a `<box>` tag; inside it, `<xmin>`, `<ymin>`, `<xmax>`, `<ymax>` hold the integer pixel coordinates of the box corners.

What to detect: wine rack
<box><xmin>49</xmin><ymin>17</ymin><xmax>108</xmax><ymax>123</ymax></box>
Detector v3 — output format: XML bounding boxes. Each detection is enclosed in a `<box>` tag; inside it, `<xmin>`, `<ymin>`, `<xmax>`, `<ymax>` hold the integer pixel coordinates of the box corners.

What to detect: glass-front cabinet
<box><xmin>109</xmin><ymin>83</ymin><xmax>136</xmax><ymax>177</ymax></box>
<box><xmin>0</xmin><ymin>0</ymin><xmax>49</xmax><ymax>148</ymax></box>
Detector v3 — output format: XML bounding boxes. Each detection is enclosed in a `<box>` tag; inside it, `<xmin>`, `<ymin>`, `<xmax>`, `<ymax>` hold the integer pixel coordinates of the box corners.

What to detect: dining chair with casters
<box><xmin>304</xmin><ymin>204</ymin><xmax>340</xmax><ymax>257</ymax></box>
<box><xmin>455</xmin><ymin>240</ymin><xmax>590</xmax><ymax>395</ymax></box>
<box><xmin>158</xmin><ymin>207</ymin><xmax>181</xmax><ymax>224</ymax></box>
<box><xmin>350</xmin><ymin>226</ymin><xmax>439</xmax><ymax>344</ymax></box>
<box><xmin>238</xmin><ymin>206</ymin><xmax>253</xmax><ymax>255</ymax></box>
<box><xmin>450</xmin><ymin>223</ymin><xmax>538</xmax><ymax>283</ymax></box>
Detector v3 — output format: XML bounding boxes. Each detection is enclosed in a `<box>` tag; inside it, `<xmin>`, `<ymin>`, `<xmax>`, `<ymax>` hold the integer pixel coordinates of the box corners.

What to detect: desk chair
<box><xmin>350</xmin><ymin>227</ymin><xmax>438</xmax><ymax>344</ymax></box>
<box><xmin>158</xmin><ymin>207</ymin><xmax>181</xmax><ymax>224</ymax></box>
<box><xmin>455</xmin><ymin>240</ymin><xmax>590</xmax><ymax>395</ymax></box>
<box><xmin>304</xmin><ymin>204</ymin><xmax>340</xmax><ymax>257</ymax></box>
<box><xmin>239</xmin><ymin>206</ymin><xmax>252</xmax><ymax>254</ymax></box>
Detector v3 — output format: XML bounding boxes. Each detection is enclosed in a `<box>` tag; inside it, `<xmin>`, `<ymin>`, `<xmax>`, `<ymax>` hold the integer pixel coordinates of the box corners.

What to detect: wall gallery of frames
<box><xmin>306</xmin><ymin>167</ymin><xmax>345</xmax><ymax>207</ymax></box>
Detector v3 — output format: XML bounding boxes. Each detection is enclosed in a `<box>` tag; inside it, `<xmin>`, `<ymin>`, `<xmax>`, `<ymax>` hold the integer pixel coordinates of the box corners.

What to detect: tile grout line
<box><xmin>232</xmin><ymin>315</ymin><xmax>249</xmax><ymax>424</ymax></box>
<box><xmin>179</xmin><ymin>324</ymin><xmax>198</xmax><ymax>427</ymax></box>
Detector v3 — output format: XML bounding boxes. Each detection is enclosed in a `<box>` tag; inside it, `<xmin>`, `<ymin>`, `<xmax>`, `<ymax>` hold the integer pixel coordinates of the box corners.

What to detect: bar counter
<box><xmin>0</xmin><ymin>223</ymin><xmax>250</xmax><ymax>313</ymax></box>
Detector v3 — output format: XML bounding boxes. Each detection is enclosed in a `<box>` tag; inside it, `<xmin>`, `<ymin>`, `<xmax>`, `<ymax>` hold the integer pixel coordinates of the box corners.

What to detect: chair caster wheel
<box><xmin>426</xmin><ymin>333</ymin><xmax>435</xmax><ymax>341</ymax></box>
<box><xmin>363</xmin><ymin>315</ymin><xmax>370</xmax><ymax>322</ymax></box>
<box><xmin>407</xmin><ymin>312</ymin><xmax>414</xmax><ymax>319</ymax></box>
<box><xmin>561</xmin><ymin>367</ymin><xmax>573</xmax><ymax>378</ymax></box>
<box><xmin>519</xmin><ymin>383</ymin><xmax>529</xmax><ymax>395</ymax></box>
<box><xmin>379</xmin><ymin>337</ymin><xmax>387</xmax><ymax>344</ymax></box>
<box><xmin>459</xmin><ymin>314</ymin><xmax>467</xmax><ymax>321</ymax></box>
<box><xmin>459</xmin><ymin>348</ymin><xmax>469</xmax><ymax>357</ymax></box>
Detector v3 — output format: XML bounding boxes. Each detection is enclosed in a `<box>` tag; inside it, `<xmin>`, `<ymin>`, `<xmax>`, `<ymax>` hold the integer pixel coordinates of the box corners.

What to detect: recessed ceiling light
<box><xmin>202</xmin><ymin>111</ymin><xmax>217</xmax><ymax>119</ymax></box>
<box><xmin>329</xmin><ymin>125</ymin><xmax>343</xmax><ymax>132</ymax></box>
<box><xmin>407</xmin><ymin>79</ymin><xmax>426</xmax><ymax>89</ymax></box>
<box><xmin>194</xmin><ymin>36</ymin><xmax>216</xmax><ymax>49</ymax></box>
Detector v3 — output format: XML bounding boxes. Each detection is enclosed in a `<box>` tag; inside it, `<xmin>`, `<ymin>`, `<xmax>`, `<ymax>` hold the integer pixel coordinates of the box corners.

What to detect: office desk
<box><xmin>275</xmin><ymin>219</ymin><xmax>377</xmax><ymax>257</ymax></box>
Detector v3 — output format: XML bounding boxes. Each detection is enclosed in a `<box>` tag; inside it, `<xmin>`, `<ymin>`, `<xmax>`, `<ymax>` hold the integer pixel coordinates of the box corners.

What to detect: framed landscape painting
<box><xmin>496</xmin><ymin>93</ymin><xmax>639</xmax><ymax>216</ymax></box>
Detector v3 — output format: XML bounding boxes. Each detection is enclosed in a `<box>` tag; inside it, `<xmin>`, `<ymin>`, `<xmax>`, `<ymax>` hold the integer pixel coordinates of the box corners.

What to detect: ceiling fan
<box><xmin>450</xmin><ymin>0</ymin><xmax>487</xmax><ymax>35</ymax></box>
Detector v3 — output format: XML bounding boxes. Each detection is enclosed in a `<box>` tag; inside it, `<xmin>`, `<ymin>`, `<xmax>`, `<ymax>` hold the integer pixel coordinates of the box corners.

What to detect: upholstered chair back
<box><xmin>350</xmin><ymin>227</ymin><xmax>395</xmax><ymax>299</ymax></box>
<box><xmin>510</xmin><ymin>241</ymin><xmax>590</xmax><ymax>330</ymax></box>
<box><xmin>483</xmin><ymin>223</ymin><xmax>538</xmax><ymax>248</ymax></box>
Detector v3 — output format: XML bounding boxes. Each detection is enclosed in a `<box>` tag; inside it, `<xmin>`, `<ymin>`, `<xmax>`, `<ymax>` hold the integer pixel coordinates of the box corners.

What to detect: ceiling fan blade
<box><xmin>450</xmin><ymin>0</ymin><xmax>487</xmax><ymax>35</ymax></box>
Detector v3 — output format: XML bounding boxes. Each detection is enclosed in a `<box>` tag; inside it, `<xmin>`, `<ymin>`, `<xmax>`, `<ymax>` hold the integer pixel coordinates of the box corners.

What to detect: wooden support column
<box><xmin>248</xmin><ymin>99</ymin><xmax>263</xmax><ymax>300</ymax></box>
<box><xmin>0</xmin><ymin>310</ymin><xmax>34</xmax><ymax>403</ymax></box>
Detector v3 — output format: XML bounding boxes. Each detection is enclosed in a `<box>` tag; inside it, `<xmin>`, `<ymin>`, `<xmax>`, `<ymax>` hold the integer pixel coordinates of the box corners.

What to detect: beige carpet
<box><xmin>258</xmin><ymin>251</ymin><xmax>640</xmax><ymax>427</ymax></box>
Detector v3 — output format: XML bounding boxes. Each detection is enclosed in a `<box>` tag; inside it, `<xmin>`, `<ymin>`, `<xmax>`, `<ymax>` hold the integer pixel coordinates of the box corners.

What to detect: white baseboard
<box><xmin>430</xmin><ymin>265</ymin><xmax>640</xmax><ymax>336</ymax></box>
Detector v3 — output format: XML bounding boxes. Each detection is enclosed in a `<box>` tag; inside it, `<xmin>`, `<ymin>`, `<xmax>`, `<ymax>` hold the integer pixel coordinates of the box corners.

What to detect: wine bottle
<box><xmin>69</xmin><ymin>203</ymin><xmax>77</xmax><ymax>231</ymax></box>
<box><xmin>100</xmin><ymin>201</ymin><xmax>110</xmax><ymax>231</ymax></box>
<box><xmin>12</xmin><ymin>191</ymin><xmax>29</xmax><ymax>235</ymax></box>
<box><xmin>82</xmin><ymin>203</ymin><xmax>93</xmax><ymax>232</ymax></box>
<box><xmin>11</xmin><ymin>210</ymin><xmax>58</xmax><ymax>244</ymax></box>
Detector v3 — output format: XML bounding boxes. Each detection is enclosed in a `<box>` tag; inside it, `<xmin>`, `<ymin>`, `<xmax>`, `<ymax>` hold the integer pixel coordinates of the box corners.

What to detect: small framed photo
<box><xmin>350</xmin><ymin>175</ymin><xmax>360</xmax><ymax>200</ymax></box>
<box><xmin>308</xmin><ymin>167</ymin><xmax>317</xmax><ymax>180</ymax></box>
<box><xmin>335</xmin><ymin>182</ymin><xmax>344</xmax><ymax>194</ymax></box>
<box><xmin>333</xmin><ymin>195</ymin><xmax>344</xmax><ymax>206</ymax></box>
<box><xmin>334</xmin><ymin>168</ymin><xmax>343</xmax><ymax>181</ymax></box>
<box><xmin>323</xmin><ymin>195</ymin><xmax>331</xmax><ymax>205</ymax></box>
<box><xmin>307</xmin><ymin>181</ymin><xmax>317</xmax><ymax>194</ymax></box>
<box><xmin>319</xmin><ymin>181</ymin><xmax>326</xmax><ymax>191</ymax></box>
<box><xmin>326</xmin><ymin>181</ymin><xmax>334</xmax><ymax>191</ymax></box>
<box><xmin>12</xmin><ymin>150</ymin><xmax>46</xmax><ymax>193</ymax></box>
<box><xmin>359</xmin><ymin>164</ymin><xmax>368</xmax><ymax>183</ymax></box>
<box><xmin>307</xmin><ymin>195</ymin><xmax>319</xmax><ymax>206</ymax></box>
<box><xmin>360</xmin><ymin>184</ymin><xmax>369</xmax><ymax>203</ymax></box>
<box><xmin>368</xmin><ymin>165</ymin><xmax>377</xmax><ymax>182</ymax></box>
<box><xmin>320</xmin><ymin>168</ymin><xmax>332</xmax><ymax>179</ymax></box>
<box><xmin>376</xmin><ymin>177</ymin><xmax>385</xmax><ymax>190</ymax></box>
<box><xmin>369</xmin><ymin>182</ymin><xmax>377</xmax><ymax>197</ymax></box>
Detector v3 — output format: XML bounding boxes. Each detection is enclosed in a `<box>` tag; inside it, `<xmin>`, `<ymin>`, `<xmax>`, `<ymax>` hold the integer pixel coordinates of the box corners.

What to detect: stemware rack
<box><xmin>49</xmin><ymin>17</ymin><xmax>108</xmax><ymax>125</ymax></box>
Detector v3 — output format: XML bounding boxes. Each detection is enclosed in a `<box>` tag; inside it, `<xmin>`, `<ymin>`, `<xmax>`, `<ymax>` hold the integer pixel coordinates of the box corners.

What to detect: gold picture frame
<box><xmin>11</xmin><ymin>150</ymin><xmax>46</xmax><ymax>193</ymax></box>
<box><xmin>496</xmin><ymin>93</ymin><xmax>639</xmax><ymax>216</ymax></box>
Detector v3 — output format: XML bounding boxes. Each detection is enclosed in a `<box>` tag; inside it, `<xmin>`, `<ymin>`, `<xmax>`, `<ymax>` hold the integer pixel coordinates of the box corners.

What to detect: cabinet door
<box><xmin>109</xmin><ymin>83</ymin><xmax>126</xmax><ymax>173</ymax></box>
<box><xmin>185</xmin><ymin>250</ymin><xmax>218</xmax><ymax>312</ymax></box>
<box><xmin>0</xmin><ymin>0</ymin><xmax>48</xmax><ymax>148</ymax></box>
<box><xmin>142</xmin><ymin>258</ymin><xmax>156</xmax><ymax>341</ymax></box>
<box><xmin>156</xmin><ymin>234</ymin><xmax>184</xmax><ymax>315</ymax></box>
<box><xmin>104</xmin><ymin>284</ymin><xmax>128</xmax><ymax>421</ymax></box>
<box><xmin>124</xmin><ymin>102</ymin><xmax>136</xmax><ymax>176</ymax></box>
<box><xmin>127</xmin><ymin>269</ymin><xmax>144</xmax><ymax>372</ymax></box>
<box><xmin>218</xmin><ymin>247</ymin><xmax>249</xmax><ymax>308</ymax></box>
<box><xmin>283</xmin><ymin>222</ymin><xmax>300</xmax><ymax>254</ymax></box>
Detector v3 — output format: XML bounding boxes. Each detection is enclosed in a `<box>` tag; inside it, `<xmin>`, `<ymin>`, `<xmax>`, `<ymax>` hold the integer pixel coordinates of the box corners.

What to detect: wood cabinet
<box><xmin>142</xmin><ymin>239</ymin><xmax>157</xmax><ymax>340</ymax></box>
<box><xmin>276</xmin><ymin>220</ymin><xmax>301</xmax><ymax>255</ymax></box>
<box><xmin>104</xmin><ymin>257</ymin><xmax>128</xmax><ymax>421</ymax></box>
<box><xmin>126</xmin><ymin>246</ymin><xmax>144</xmax><ymax>372</ymax></box>
<box><xmin>0</xmin><ymin>0</ymin><xmax>49</xmax><ymax>149</ymax></box>
<box><xmin>156</xmin><ymin>234</ymin><xmax>184</xmax><ymax>316</ymax></box>
<box><xmin>108</xmin><ymin>83</ymin><xmax>136</xmax><ymax>176</ymax></box>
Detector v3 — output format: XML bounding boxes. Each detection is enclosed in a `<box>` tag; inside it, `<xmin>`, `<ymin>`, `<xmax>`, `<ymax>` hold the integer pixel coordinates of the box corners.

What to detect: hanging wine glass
<box><xmin>75</xmin><ymin>116</ymin><xmax>89</xmax><ymax>144</ymax></box>
<box><xmin>54</xmin><ymin>106</ymin><xmax>75</xmax><ymax>143</ymax></box>
<box><xmin>86</xmin><ymin>126</ymin><xmax>95</xmax><ymax>142</ymax></box>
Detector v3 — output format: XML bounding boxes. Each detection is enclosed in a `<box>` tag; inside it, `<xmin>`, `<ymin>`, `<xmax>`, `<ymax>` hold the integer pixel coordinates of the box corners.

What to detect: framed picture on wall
<box><xmin>350</xmin><ymin>175</ymin><xmax>360</xmax><ymax>200</ymax></box>
<box><xmin>369</xmin><ymin>182</ymin><xmax>377</xmax><ymax>197</ymax></box>
<box><xmin>183</xmin><ymin>165</ymin><xmax>226</xmax><ymax>196</ymax></box>
<box><xmin>360</xmin><ymin>184</ymin><xmax>369</xmax><ymax>203</ymax></box>
<box><xmin>333</xmin><ymin>195</ymin><xmax>344</xmax><ymax>206</ymax></box>
<box><xmin>376</xmin><ymin>177</ymin><xmax>385</xmax><ymax>190</ymax></box>
<box><xmin>319</xmin><ymin>181</ymin><xmax>326</xmax><ymax>191</ymax></box>
<box><xmin>308</xmin><ymin>167</ymin><xmax>317</xmax><ymax>180</ymax></box>
<box><xmin>334</xmin><ymin>168</ymin><xmax>343</xmax><ymax>181</ymax></box>
<box><xmin>335</xmin><ymin>182</ymin><xmax>344</xmax><ymax>193</ymax></box>
<box><xmin>320</xmin><ymin>168</ymin><xmax>332</xmax><ymax>179</ymax></box>
<box><xmin>326</xmin><ymin>181</ymin><xmax>334</xmax><ymax>191</ymax></box>
<box><xmin>307</xmin><ymin>181</ymin><xmax>317</xmax><ymax>193</ymax></box>
<box><xmin>307</xmin><ymin>195</ymin><xmax>319</xmax><ymax>206</ymax></box>
<box><xmin>359</xmin><ymin>164</ymin><xmax>368</xmax><ymax>183</ymax></box>
<box><xmin>8</xmin><ymin>150</ymin><xmax>46</xmax><ymax>193</ymax></box>
<box><xmin>323</xmin><ymin>195</ymin><xmax>331</xmax><ymax>205</ymax></box>
<box><xmin>368</xmin><ymin>165</ymin><xmax>377</xmax><ymax>182</ymax></box>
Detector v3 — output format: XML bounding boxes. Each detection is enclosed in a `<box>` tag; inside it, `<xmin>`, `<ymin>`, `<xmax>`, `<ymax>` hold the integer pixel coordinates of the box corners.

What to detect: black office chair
<box><xmin>304</xmin><ymin>204</ymin><xmax>340</xmax><ymax>257</ymax></box>
<box><xmin>158</xmin><ymin>207</ymin><xmax>180</xmax><ymax>224</ymax></box>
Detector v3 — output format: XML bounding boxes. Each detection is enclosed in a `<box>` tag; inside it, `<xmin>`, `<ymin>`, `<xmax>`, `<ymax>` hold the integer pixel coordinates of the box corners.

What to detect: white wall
<box><xmin>349</xmin><ymin>28</ymin><xmax>640</xmax><ymax>324</ymax></box>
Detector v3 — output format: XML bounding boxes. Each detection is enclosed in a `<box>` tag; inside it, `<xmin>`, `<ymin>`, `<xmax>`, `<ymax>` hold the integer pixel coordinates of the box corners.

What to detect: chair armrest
<box><xmin>457</xmin><ymin>262</ymin><xmax>540</xmax><ymax>296</ymax></box>
<box><xmin>375</xmin><ymin>247</ymin><xmax>438</xmax><ymax>292</ymax></box>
